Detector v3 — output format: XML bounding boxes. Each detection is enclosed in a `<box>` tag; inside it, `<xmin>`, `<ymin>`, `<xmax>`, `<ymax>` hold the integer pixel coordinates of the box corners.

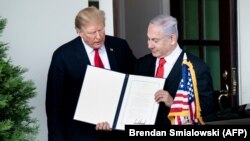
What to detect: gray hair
<box><xmin>150</xmin><ymin>14</ymin><xmax>178</xmax><ymax>39</ymax></box>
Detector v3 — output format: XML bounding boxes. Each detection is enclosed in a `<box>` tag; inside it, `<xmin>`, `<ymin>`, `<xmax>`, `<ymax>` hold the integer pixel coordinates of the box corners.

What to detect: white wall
<box><xmin>238</xmin><ymin>0</ymin><xmax>250</xmax><ymax>105</ymax></box>
<box><xmin>0</xmin><ymin>0</ymin><xmax>113</xmax><ymax>141</ymax></box>
<box><xmin>100</xmin><ymin>0</ymin><xmax>114</xmax><ymax>36</ymax></box>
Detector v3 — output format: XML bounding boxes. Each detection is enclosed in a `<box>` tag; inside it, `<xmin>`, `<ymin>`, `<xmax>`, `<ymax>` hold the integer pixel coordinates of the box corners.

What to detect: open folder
<box><xmin>74</xmin><ymin>65</ymin><xmax>165</xmax><ymax>130</ymax></box>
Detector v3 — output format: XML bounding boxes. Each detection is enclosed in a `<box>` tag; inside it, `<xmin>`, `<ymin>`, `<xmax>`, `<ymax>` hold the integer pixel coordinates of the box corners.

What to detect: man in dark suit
<box><xmin>134</xmin><ymin>14</ymin><xmax>215</xmax><ymax>125</ymax></box>
<box><xmin>46</xmin><ymin>7</ymin><xmax>136</xmax><ymax>141</ymax></box>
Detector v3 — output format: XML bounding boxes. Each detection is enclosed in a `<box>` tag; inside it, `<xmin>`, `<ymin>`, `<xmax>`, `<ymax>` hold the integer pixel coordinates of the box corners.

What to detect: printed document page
<box><xmin>115</xmin><ymin>75</ymin><xmax>165</xmax><ymax>130</ymax></box>
<box><xmin>74</xmin><ymin>66</ymin><xmax>125</xmax><ymax>126</ymax></box>
<box><xmin>74</xmin><ymin>65</ymin><xmax>165</xmax><ymax>130</ymax></box>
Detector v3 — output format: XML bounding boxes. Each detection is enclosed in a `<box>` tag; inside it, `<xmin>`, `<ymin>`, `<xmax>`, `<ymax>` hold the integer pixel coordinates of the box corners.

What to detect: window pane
<box><xmin>203</xmin><ymin>0</ymin><xmax>219</xmax><ymax>40</ymax></box>
<box><xmin>204</xmin><ymin>46</ymin><xmax>220</xmax><ymax>90</ymax></box>
<box><xmin>89</xmin><ymin>0</ymin><xmax>99</xmax><ymax>8</ymax></box>
<box><xmin>184</xmin><ymin>45</ymin><xmax>220</xmax><ymax>90</ymax></box>
<box><xmin>183</xmin><ymin>45</ymin><xmax>200</xmax><ymax>58</ymax></box>
<box><xmin>183</xmin><ymin>0</ymin><xmax>199</xmax><ymax>40</ymax></box>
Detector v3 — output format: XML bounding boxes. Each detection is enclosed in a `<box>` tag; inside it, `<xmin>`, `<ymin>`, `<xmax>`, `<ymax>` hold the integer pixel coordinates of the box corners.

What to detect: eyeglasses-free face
<box><xmin>79</xmin><ymin>23</ymin><xmax>106</xmax><ymax>49</ymax></box>
<box><xmin>147</xmin><ymin>23</ymin><xmax>177</xmax><ymax>58</ymax></box>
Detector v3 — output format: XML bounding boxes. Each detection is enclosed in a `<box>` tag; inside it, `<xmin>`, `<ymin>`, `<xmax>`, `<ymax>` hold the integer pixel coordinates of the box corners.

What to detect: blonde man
<box><xmin>46</xmin><ymin>7</ymin><xmax>136</xmax><ymax>141</ymax></box>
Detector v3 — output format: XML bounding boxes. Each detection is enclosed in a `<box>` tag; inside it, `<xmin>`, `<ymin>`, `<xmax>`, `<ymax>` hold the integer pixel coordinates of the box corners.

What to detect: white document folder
<box><xmin>74</xmin><ymin>65</ymin><xmax>165</xmax><ymax>130</ymax></box>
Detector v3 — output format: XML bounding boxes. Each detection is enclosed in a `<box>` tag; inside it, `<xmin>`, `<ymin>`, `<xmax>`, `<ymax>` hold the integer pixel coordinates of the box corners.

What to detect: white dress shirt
<box><xmin>81</xmin><ymin>38</ymin><xmax>111</xmax><ymax>69</ymax></box>
<box><xmin>155</xmin><ymin>45</ymin><xmax>182</xmax><ymax>78</ymax></box>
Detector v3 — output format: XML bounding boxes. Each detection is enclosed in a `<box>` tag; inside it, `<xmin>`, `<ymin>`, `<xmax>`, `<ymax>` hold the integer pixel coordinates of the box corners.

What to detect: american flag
<box><xmin>168</xmin><ymin>53</ymin><xmax>204</xmax><ymax>125</ymax></box>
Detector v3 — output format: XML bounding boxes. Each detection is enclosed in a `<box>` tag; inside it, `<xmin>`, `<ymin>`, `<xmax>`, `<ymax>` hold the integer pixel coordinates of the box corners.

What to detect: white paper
<box><xmin>115</xmin><ymin>75</ymin><xmax>165</xmax><ymax>130</ymax></box>
<box><xmin>74</xmin><ymin>65</ymin><xmax>165</xmax><ymax>130</ymax></box>
<box><xmin>74</xmin><ymin>66</ymin><xmax>125</xmax><ymax>127</ymax></box>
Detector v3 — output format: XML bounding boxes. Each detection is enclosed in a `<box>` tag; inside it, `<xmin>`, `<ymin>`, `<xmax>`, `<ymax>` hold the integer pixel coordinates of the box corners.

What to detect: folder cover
<box><xmin>74</xmin><ymin>65</ymin><xmax>165</xmax><ymax>130</ymax></box>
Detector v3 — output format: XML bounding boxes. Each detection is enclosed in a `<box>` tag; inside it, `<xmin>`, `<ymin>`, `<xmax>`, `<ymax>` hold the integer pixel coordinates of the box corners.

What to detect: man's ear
<box><xmin>75</xmin><ymin>27</ymin><xmax>82</xmax><ymax>34</ymax></box>
<box><xmin>76</xmin><ymin>28</ymin><xmax>84</xmax><ymax>38</ymax></box>
<box><xmin>170</xmin><ymin>34</ymin><xmax>177</xmax><ymax>45</ymax></box>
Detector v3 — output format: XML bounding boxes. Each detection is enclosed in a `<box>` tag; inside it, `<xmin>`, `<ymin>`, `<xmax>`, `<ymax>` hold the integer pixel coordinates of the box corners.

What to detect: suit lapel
<box><xmin>165</xmin><ymin>51</ymin><xmax>184</xmax><ymax>95</ymax></box>
<box><xmin>167</xmin><ymin>51</ymin><xmax>184</xmax><ymax>81</ymax></box>
<box><xmin>138</xmin><ymin>54</ymin><xmax>156</xmax><ymax>77</ymax></box>
<box><xmin>149</xmin><ymin>56</ymin><xmax>157</xmax><ymax>76</ymax></box>
<box><xmin>74</xmin><ymin>37</ymin><xmax>91</xmax><ymax>67</ymax></box>
<box><xmin>105</xmin><ymin>38</ymin><xmax>118</xmax><ymax>71</ymax></box>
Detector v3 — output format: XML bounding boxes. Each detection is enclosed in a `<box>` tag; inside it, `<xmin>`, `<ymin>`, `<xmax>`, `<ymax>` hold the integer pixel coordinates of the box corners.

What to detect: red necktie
<box><xmin>94</xmin><ymin>49</ymin><xmax>104</xmax><ymax>68</ymax></box>
<box><xmin>155</xmin><ymin>58</ymin><xmax>166</xmax><ymax>78</ymax></box>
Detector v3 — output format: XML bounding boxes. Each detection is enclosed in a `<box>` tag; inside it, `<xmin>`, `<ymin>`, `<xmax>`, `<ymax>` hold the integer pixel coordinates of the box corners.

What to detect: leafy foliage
<box><xmin>0</xmin><ymin>17</ymin><xmax>38</xmax><ymax>141</ymax></box>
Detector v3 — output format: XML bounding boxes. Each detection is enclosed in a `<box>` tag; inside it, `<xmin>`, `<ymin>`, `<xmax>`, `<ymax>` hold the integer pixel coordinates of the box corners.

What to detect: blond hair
<box><xmin>75</xmin><ymin>6</ymin><xmax>105</xmax><ymax>32</ymax></box>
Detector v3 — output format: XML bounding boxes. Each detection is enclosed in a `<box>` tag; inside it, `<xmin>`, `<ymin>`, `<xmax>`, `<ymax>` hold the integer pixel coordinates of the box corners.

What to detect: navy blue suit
<box><xmin>46</xmin><ymin>36</ymin><xmax>136</xmax><ymax>141</ymax></box>
<box><xmin>134</xmin><ymin>51</ymin><xmax>215</xmax><ymax>125</ymax></box>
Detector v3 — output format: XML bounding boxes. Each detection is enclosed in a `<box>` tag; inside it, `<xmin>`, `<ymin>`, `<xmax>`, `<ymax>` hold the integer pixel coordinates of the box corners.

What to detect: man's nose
<box><xmin>148</xmin><ymin>40</ymin><xmax>154</xmax><ymax>49</ymax></box>
<box><xmin>95</xmin><ymin>31</ymin><xmax>102</xmax><ymax>39</ymax></box>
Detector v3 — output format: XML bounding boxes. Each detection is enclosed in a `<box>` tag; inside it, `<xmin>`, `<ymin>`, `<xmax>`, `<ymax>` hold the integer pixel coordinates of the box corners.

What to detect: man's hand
<box><xmin>155</xmin><ymin>90</ymin><xmax>173</xmax><ymax>107</ymax></box>
<box><xmin>95</xmin><ymin>121</ymin><xmax>112</xmax><ymax>131</ymax></box>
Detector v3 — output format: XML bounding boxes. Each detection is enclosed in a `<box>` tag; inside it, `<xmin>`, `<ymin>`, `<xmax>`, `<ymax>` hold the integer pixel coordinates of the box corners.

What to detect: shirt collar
<box><xmin>158</xmin><ymin>44</ymin><xmax>182</xmax><ymax>64</ymax></box>
<box><xmin>81</xmin><ymin>38</ymin><xmax>105</xmax><ymax>55</ymax></box>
